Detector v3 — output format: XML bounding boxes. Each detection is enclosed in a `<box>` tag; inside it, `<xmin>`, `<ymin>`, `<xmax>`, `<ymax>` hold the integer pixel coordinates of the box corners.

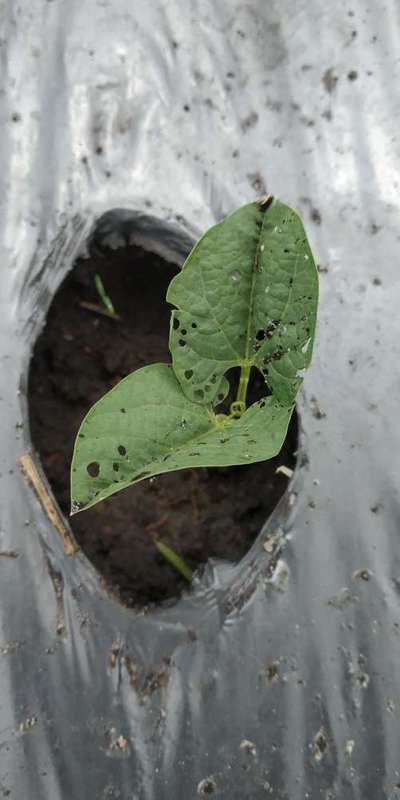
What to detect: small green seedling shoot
<box><xmin>70</xmin><ymin>197</ymin><xmax>319</xmax><ymax>582</ymax></box>
<box><xmin>79</xmin><ymin>274</ymin><xmax>120</xmax><ymax>320</ymax></box>
<box><xmin>94</xmin><ymin>273</ymin><xmax>118</xmax><ymax>318</ymax></box>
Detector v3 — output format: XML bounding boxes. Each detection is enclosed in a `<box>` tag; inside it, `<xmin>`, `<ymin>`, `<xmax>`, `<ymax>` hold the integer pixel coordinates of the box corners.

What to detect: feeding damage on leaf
<box><xmin>167</xmin><ymin>196</ymin><xmax>318</xmax><ymax>408</ymax></box>
<box><xmin>71</xmin><ymin>197</ymin><xmax>318</xmax><ymax>514</ymax></box>
<box><xmin>70</xmin><ymin>364</ymin><xmax>293</xmax><ymax>511</ymax></box>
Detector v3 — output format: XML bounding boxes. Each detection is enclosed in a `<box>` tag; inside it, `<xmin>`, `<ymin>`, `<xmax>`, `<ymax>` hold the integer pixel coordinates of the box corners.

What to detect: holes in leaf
<box><xmin>120</xmin><ymin>408</ymin><xmax>126</xmax><ymax>413</ymax></box>
<box><xmin>255</xmin><ymin>322</ymin><xmax>278</xmax><ymax>350</ymax></box>
<box><xmin>255</xmin><ymin>330</ymin><xmax>265</xmax><ymax>350</ymax></box>
<box><xmin>266</xmin><ymin>321</ymin><xmax>278</xmax><ymax>338</ymax></box>
<box><xmin>184</xmin><ymin>369</ymin><xmax>193</xmax><ymax>380</ymax></box>
<box><xmin>218</xmin><ymin>392</ymin><xmax>225</xmax><ymax>400</ymax></box>
<box><xmin>178</xmin><ymin>339</ymin><xmax>186</xmax><ymax>347</ymax></box>
<box><xmin>181</xmin><ymin>328</ymin><xmax>187</xmax><ymax>336</ymax></box>
<box><xmin>78</xmin><ymin>433</ymin><xmax>85</xmax><ymax>438</ymax></box>
<box><xmin>231</xmin><ymin>270</ymin><xmax>241</xmax><ymax>282</ymax></box>
<box><xmin>210</xmin><ymin>374</ymin><xmax>217</xmax><ymax>384</ymax></box>
<box><xmin>113</xmin><ymin>463</ymin><xmax>119</xmax><ymax>472</ymax></box>
<box><xmin>205</xmin><ymin>384</ymin><xmax>211</xmax><ymax>392</ymax></box>
<box><xmin>173</xmin><ymin>317</ymin><xmax>180</xmax><ymax>330</ymax></box>
<box><xmin>87</xmin><ymin>461</ymin><xmax>100</xmax><ymax>478</ymax></box>
<box><xmin>194</xmin><ymin>388</ymin><xmax>204</xmax><ymax>400</ymax></box>
<box><xmin>191</xmin><ymin>322</ymin><xmax>197</xmax><ymax>329</ymax></box>
<box><xmin>118</xmin><ymin>445</ymin><xmax>126</xmax><ymax>456</ymax></box>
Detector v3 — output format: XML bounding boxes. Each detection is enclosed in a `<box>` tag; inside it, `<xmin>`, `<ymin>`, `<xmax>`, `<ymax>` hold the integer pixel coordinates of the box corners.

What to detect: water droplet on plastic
<box><xmin>260</xmin><ymin>244</ymin><xmax>265</xmax><ymax>252</ymax></box>
<box><xmin>231</xmin><ymin>270</ymin><xmax>241</xmax><ymax>282</ymax></box>
<box><xmin>265</xmin><ymin>286</ymin><xmax>270</xmax><ymax>293</ymax></box>
<box><xmin>181</xmin><ymin>419</ymin><xmax>187</xmax><ymax>429</ymax></box>
<box><xmin>304</xmin><ymin>253</ymin><xmax>309</xmax><ymax>260</ymax></box>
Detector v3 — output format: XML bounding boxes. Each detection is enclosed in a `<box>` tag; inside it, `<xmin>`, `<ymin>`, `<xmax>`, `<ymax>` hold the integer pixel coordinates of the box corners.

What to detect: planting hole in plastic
<box><xmin>28</xmin><ymin>212</ymin><xmax>299</xmax><ymax>609</ymax></box>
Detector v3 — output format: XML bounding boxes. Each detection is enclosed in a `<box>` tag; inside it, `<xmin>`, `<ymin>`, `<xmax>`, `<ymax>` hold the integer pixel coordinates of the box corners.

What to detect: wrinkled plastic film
<box><xmin>1</xmin><ymin>1</ymin><xmax>400</xmax><ymax>798</ymax></box>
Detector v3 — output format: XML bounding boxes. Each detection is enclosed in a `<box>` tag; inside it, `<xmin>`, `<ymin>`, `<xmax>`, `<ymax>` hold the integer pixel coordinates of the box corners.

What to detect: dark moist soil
<box><xmin>28</xmin><ymin>243</ymin><xmax>297</xmax><ymax>608</ymax></box>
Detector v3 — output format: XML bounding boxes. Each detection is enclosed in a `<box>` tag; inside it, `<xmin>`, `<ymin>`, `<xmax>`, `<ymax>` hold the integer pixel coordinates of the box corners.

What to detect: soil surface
<box><xmin>28</xmin><ymin>242</ymin><xmax>297</xmax><ymax>608</ymax></box>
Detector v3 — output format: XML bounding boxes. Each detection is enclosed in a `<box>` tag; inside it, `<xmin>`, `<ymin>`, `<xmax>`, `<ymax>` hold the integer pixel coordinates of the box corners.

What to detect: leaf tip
<box><xmin>259</xmin><ymin>194</ymin><xmax>274</xmax><ymax>212</ymax></box>
<box><xmin>70</xmin><ymin>500</ymin><xmax>84</xmax><ymax>516</ymax></box>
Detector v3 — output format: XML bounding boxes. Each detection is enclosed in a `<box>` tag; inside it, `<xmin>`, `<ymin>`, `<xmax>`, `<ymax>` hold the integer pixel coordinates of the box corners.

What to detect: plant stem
<box><xmin>236</xmin><ymin>364</ymin><xmax>251</xmax><ymax>406</ymax></box>
<box><xmin>154</xmin><ymin>539</ymin><xmax>193</xmax><ymax>582</ymax></box>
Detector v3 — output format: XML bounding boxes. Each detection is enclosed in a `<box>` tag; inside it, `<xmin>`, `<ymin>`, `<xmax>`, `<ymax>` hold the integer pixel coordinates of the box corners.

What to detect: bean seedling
<box><xmin>70</xmin><ymin>197</ymin><xmax>319</xmax><ymax>582</ymax></box>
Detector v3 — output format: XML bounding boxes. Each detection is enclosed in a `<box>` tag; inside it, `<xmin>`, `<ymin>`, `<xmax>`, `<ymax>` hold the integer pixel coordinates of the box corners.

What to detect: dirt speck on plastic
<box><xmin>327</xmin><ymin>588</ymin><xmax>359</xmax><ymax>610</ymax></box>
<box><xmin>120</xmin><ymin>653</ymin><xmax>171</xmax><ymax>706</ymax></box>
<box><xmin>43</xmin><ymin>551</ymin><xmax>67</xmax><ymax>637</ymax></box>
<box><xmin>197</xmin><ymin>776</ymin><xmax>217</xmax><ymax>795</ymax></box>
<box><xmin>312</xmin><ymin>726</ymin><xmax>328</xmax><ymax>762</ymax></box>
<box><xmin>264</xmin><ymin>661</ymin><xmax>280</xmax><ymax>685</ymax></box>
<box><xmin>322</xmin><ymin>67</ymin><xmax>339</xmax><ymax>93</ymax></box>
<box><xmin>240</xmin><ymin>739</ymin><xmax>257</xmax><ymax>757</ymax></box>
<box><xmin>19</xmin><ymin>716</ymin><xmax>38</xmax><ymax>734</ymax></box>
<box><xmin>105</xmin><ymin>726</ymin><xmax>130</xmax><ymax>759</ymax></box>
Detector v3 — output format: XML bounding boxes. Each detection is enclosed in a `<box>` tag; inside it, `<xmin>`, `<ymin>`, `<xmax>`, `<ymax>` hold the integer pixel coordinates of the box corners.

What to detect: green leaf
<box><xmin>167</xmin><ymin>198</ymin><xmax>319</xmax><ymax>407</ymax></box>
<box><xmin>71</xmin><ymin>363</ymin><xmax>293</xmax><ymax>512</ymax></box>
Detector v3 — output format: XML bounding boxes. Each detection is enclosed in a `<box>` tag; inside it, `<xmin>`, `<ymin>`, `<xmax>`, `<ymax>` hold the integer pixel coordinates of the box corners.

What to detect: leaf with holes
<box><xmin>70</xmin><ymin>363</ymin><xmax>293</xmax><ymax>512</ymax></box>
<box><xmin>167</xmin><ymin>197</ymin><xmax>318</xmax><ymax>407</ymax></box>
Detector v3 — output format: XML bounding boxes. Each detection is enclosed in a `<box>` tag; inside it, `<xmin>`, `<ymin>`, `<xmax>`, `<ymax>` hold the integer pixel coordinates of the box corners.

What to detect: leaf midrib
<box><xmin>244</xmin><ymin>208</ymin><xmax>269</xmax><ymax>362</ymax></box>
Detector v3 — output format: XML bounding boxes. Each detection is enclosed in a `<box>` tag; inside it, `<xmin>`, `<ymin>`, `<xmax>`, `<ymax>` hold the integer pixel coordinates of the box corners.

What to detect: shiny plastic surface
<box><xmin>1</xmin><ymin>1</ymin><xmax>399</xmax><ymax>797</ymax></box>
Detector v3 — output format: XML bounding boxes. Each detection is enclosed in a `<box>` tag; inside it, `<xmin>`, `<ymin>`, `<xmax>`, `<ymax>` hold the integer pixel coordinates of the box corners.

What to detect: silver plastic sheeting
<box><xmin>1</xmin><ymin>1</ymin><xmax>400</xmax><ymax>798</ymax></box>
